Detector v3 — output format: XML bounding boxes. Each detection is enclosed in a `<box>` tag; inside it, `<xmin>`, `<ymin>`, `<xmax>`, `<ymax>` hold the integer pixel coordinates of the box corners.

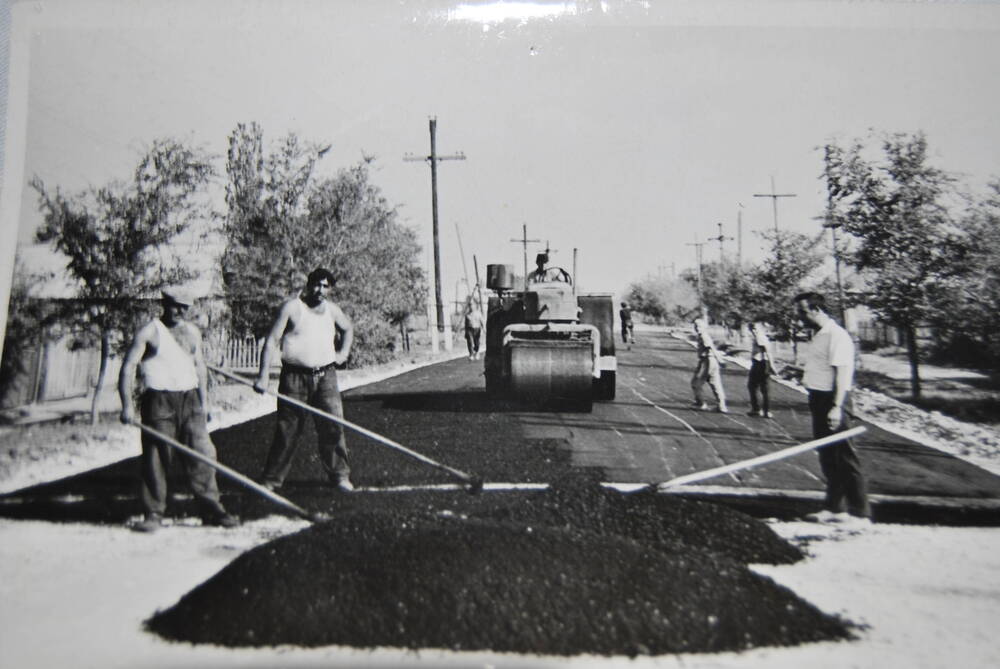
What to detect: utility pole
<box><xmin>753</xmin><ymin>176</ymin><xmax>796</xmax><ymax>232</ymax></box>
<box><xmin>685</xmin><ymin>240</ymin><xmax>706</xmax><ymax>306</ymax></box>
<box><xmin>511</xmin><ymin>224</ymin><xmax>541</xmax><ymax>291</ymax></box>
<box><xmin>454</xmin><ymin>221</ymin><xmax>471</xmax><ymax>294</ymax></box>
<box><xmin>404</xmin><ymin>117</ymin><xmax>466</xmax><ymax>333</ymax></box>
<box><xmin>736</xmin><ymin>203</ymin><xmax>744</xmax><ymax>268</ymax></box>
<box><xmin>709</xmin><ymin>222</ymin><xmax>733</xmax><ymax>264</ymax></box>
<box><xmin>815</xmin><ymin>210</ymin><xmax>847</xmax><ymax>323</ymax></box>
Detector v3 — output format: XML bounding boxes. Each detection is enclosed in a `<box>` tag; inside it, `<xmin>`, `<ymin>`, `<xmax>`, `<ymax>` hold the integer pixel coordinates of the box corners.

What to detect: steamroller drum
<box><xmin>508</xmin><ymin>340</ymin><xmax>594</xmax><ymax>412</ymax></box>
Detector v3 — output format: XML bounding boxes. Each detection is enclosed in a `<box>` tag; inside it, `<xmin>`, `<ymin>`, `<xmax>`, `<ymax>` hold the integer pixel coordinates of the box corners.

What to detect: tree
<box><xmin>824</xmin><ymin>132</ymin><xmax>964</xmax><ymax>398</ymax></box>
<box><xmin>930</xmin><ymin>179</ymin><xmax>1000</xmax><ymax>366</ymax></box>
<box><xmin>222</xmin><ymin>124</ymin><xmax>426</xmax><ymax>365</ymax></box>
<box><xmin>740</xmin><ymin>229</ymin><xmax>826</xmax><ymax>361</ymax></box>
<box><xmin>0</xmin><ymin>256</ymin><xmax>54</xmax><ymax>409</ymax></box>
<box><xmin>624</xmin><ymin>275</ymin><xmax>698</xmax><ymax>324</ymax></box>
<box><xmin>31</xmin><ymin>139</ymin><xmax>215</xmax><ymax>423</ymax></box>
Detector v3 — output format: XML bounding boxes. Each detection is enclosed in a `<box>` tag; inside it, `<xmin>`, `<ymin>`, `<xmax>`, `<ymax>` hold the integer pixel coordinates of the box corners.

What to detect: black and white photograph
<box><xmin>1</xmin><ymin>1</ymin><xmax>999</xmax><ymax>667</ymax></box>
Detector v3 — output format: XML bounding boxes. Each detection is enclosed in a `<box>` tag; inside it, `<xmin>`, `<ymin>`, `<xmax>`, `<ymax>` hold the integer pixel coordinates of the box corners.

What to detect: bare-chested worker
<box><xmin>254</xmin><ymin>267</ymin><xmax>355</xmax><ymax>492</ymax></box>
<box><xmin>118</xmin><ymin>287</ymin><xmax>239</xmax><ymax>532</ymax></box>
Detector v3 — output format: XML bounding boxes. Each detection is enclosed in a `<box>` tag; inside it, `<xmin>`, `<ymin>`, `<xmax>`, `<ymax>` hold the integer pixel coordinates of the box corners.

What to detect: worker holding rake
<box><xmin>254</xmin><ymin>267</ymin><xmax>356</xmax><ymax>493</ymax></box>
<box><xmin>118</xmin><ymin>288</ymin><xmax>239</xmax><ymax>533</ymax></box>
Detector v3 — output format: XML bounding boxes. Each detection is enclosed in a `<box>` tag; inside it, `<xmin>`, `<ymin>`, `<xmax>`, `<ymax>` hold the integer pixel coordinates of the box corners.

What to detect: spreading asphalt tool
<box><xmin>130</xmin><ymin>420</ymin><xmax>331</xmax><ymax>523</ymax></box>
<box><xmin>648</xmin><ymin>425</ymin><xmax>867</xmax><ymax>491</ymax></box>
<box><xmin>209</xmin><ymin>364</ymin><xmax>485</xmax><ymax>494</ymax></box>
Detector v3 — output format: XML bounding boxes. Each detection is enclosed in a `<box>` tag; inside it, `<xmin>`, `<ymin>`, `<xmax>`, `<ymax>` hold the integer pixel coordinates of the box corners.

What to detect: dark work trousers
<box><xmin>139</xmin><ymin>389</ymin><xmax>226</xmax><ymax>518</ymax></box>
<box><xmin>808</xmin><ymin>389</ymin><xmax>871</xmax><ymax>518</ymax></box>
<box><xmin>262</xmin><ymin>366</ymin><xmax>349</xmax><ymax>487</ymax></box>
<box><xmin>747</xmin><ymin>359</ymin><xmax>770</xmax><ymax>414</ymax></box>
<box><xmin>621</xmin><ymin>322</ymin><xmax>634</xmax><ymax>344</ymax></box>
<box><xmin>465</xmin><ymin>327</ymin><xmax>481</xmax><ymax>356</ymax></box>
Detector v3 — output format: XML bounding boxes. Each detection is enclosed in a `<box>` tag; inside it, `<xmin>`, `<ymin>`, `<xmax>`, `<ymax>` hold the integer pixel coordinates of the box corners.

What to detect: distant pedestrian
<box><xmin>619</xmin><ymin>302</ymin><xmax>636</xmax><ymax>345</ymax></box>
<box><xmin>464</xmin><ymin>299</ymin><xmax>484</xmax><ymax>360</ymax></box>
<box><xmin>746</xmin><ymin>321</ymin><xmax>774</xmax><ymax>418</ymax></box>
<box><xmin>254</xmin><ymin>267</ymin><xmax>356</xmax><ymax>492</ymax></box>
<box><xmin>118</xmin><ymin>287</ymin><xmax>239</xmax><ymax>533</ymax></box>
<box><xmin>794</xmin><ymin>291</ymin><xmax>871</xmax><ymax>525</ymax></box>
<box><xmin>690</xmin><ymin>317</ymin><xmax>728</xmax><ymax>413</ymax></box>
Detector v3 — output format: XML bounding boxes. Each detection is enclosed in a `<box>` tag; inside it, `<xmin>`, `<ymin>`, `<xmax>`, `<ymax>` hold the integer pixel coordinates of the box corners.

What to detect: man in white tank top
<box><xmin>118</xmin><ymin>288</ymin><xmax>238</xmax><ymax>532</ymax></box>
<box><xmin>254</xmin><ymin>267</ymin><xmax>355</xmax><ymax>492</ymax></box>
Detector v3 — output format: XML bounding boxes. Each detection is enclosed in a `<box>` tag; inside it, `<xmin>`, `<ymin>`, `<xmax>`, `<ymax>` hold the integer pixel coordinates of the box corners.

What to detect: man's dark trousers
<box><xmin>808</xmin><ymin>389</ymin><xmax>871</xmax><ymax>518</ymax></box>
<box><xmin>262</xmin><ymin>365</ymin><xmax>349</xmax><ymax>487</ymax></box>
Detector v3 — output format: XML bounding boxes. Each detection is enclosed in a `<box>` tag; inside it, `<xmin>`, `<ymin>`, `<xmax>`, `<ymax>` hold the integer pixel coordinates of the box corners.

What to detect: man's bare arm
<box><xmin>189</xmin><ymin>323</ymin><xmax>210</xmax><ymax>413</ymax></box>
<box><xmin>254</xmin><ymin>301</ymin><xmax>293</xmax><ymax>392</ymax></box>
<box><xmin>118</xmin><ymin>323</ymin><xmax>154</xmax><ymax>424</ymax></box>
<box><xmin>332</xmin><ymin>304</ymin><xmax>354</xmax><ymax>364</ymax></box>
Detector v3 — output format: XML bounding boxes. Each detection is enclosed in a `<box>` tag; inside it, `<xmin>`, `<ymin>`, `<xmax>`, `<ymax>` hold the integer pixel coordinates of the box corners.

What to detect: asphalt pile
<box><xmin>146</xmin><ymin>479</ymin><xmax>853</xmax><ymax>656</ymax></box>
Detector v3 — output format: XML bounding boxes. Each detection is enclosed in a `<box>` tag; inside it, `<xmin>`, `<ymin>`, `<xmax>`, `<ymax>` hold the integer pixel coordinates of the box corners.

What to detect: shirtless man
<box><xmin>254</xmin><ymin>267</ymin><xmax>355</xmax><ymax>492</ymax></box>
<box><xmin>118</xmin><ymin>288</ymin><xmax>238</xmax><ymax>532</ymax></box>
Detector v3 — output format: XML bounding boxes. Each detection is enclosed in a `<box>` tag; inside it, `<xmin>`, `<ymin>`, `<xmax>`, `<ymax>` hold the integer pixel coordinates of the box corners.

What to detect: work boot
<box><xmin>132</xmin><ymin>513</ymin><xmax>164</xmax><ymax>533</ymax></box>
<box><xmin>203</xmin><ymin>512</ymin><xmax>240</xmax><ymax>528</ymax></box>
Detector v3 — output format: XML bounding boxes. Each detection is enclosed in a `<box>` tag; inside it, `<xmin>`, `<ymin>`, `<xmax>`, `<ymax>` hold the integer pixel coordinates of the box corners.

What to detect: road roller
<box><xmin>483</xmin><ymin>261</ymin><xmax>616</xmax><ymax>412</ymax></box>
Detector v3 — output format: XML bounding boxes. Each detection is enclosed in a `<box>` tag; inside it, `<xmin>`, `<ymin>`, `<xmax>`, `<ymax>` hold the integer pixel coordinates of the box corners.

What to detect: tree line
<box><xmin>625</xmin><ymin>131</ymin><xmax>1000</xmax><ymax>399</ymax></box>
<box><xmin>2</xmin><ymin>124</ymin><xmax>427</xmax><ymax>422</ymax></box>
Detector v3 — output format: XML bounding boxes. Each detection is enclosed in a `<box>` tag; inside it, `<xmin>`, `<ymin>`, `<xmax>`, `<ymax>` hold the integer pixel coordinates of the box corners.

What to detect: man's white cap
<box><xmin>161</xmin><ymin>286</ymin><xmax>195</xmax><ymax>306</ymax></box>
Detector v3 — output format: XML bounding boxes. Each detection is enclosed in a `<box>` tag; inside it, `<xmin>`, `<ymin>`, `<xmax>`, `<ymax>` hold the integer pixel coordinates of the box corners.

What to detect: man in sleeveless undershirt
<box><xmin>254</xmin><ymin>268</ymin><xmax>356</xmax><ymax>492</ymax></box>
<box><xmin>118</xmin><ymin>288</ymin><xmax>239</xmax><ymax>532</ymax></box>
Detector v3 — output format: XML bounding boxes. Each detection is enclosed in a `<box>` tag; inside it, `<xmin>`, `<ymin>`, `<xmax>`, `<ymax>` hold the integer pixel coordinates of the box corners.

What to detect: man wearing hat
<box><xmin>118</xmin><ymin>287</ymin><xmax>239</xmax><ymax>532</ymax></box>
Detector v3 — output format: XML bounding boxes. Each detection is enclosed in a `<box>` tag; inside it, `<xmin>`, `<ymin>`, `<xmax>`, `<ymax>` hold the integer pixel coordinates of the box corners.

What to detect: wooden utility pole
<box><xmin>686</xmin><ymin>240</ymin><xmax>706</xmax><ymax>305</ymax></box>
<box><xmin>815</xmin><ymin>210</ymin><xmax>847</xmax><ymax>323</ymax></box>
<box><xmin>736</xmin><ymin>203</ymin><xmax>744</xmax><ymax>268</ymax></box>
<box><xmin>404</xmin><ymin>117</ymin><xmax>466</xmax><ymax>332</ymax></box>
<box><xmin>511</xmin><ymin>224</ymin><xmax>541</xmax><ymax>291</ymax></box>
<box><xmin>709</xmin><ymin>222</ymin><xmax>734</xmax><ymax>264</ymax></box>
<box><xmin>753</xmin><ymin>176</ymin><xmax>796</xmax><ymax>232</ymax></box>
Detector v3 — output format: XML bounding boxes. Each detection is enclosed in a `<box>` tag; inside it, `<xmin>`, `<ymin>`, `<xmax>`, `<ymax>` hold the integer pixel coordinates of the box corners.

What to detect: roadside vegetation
<box><xmin>2</xmin><ymin>124</ymin><xmax>428</xmax><ymax>424</ymax></box>
<box><xmin>627</xmin><ymin>130</ymin><xmax>1000</xmax><ymax>404</ymax></box>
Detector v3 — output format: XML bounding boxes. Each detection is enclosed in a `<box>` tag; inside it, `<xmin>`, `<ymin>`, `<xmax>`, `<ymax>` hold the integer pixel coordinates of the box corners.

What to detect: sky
<box><xmin>2</xmin><ymin>0</ymin><xmax>1000</xmax><ymax>336</ymax></box>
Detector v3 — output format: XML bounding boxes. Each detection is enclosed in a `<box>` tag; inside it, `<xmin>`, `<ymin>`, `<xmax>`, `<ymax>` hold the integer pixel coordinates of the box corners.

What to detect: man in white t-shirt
<box><xmin>794</xmin><ymin>291</ymin><xmax>871</xmax><ymax>524</ymax></box>
<box><xmin>254</xmin><ymin>268</ymin><xmax>355</xmax><ymax>492</ymax></box>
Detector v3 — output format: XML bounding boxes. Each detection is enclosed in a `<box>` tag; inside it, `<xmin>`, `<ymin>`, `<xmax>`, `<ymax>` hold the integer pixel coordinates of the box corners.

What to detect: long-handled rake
<box><xmin>130</xmin><ymin>420</ymin><xmax>331</xmax><ymax>523</ymax></box>
<box><xmin>208</xmin><ymin>364</ymin><xmax>485</xmax><ymax>493</ymax></box>
<box><xmin>650</xmin><ymin>425</ymin><xmax>867</xmax><ymax>491</ymax></box>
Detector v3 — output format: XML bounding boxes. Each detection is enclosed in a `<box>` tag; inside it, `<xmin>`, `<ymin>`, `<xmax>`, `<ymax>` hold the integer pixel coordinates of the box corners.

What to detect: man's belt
<box><xmin>281</xmin><ymin>361</ymin><xmax>337</xmax><ymax>376</ymax></box>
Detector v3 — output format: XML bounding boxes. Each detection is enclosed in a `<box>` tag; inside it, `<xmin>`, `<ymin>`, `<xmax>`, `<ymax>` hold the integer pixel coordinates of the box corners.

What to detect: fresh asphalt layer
<box><xmin>2</xmin><ymin>330</ymin><xmax>999</xmax><ymax>526</ymax></box>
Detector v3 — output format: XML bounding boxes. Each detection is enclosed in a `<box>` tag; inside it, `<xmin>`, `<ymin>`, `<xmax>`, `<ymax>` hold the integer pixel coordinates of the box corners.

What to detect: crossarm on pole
<box><xmin>656</xmin><ymin>426</ymin><xmax>866</xmax><ymax>491</ymax></box>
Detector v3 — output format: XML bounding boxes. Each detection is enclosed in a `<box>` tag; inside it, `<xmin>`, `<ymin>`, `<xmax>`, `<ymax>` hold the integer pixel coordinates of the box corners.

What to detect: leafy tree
<box><xmin>624</xmin><ymin>275</ymin><xmax>697</xmax><ymax>324</ymax></box>
<box><xmin>930</xmin><ymin>179</ymin><xmax>1000</xmax><ymax>366</ymax></box>
<box><xmin>743</xmin><ymin>229</ymin><xmax>826</xmax><ymax>358</ymax></box>
<box><xmin>824</xmin><ymin>132</ymin><xmax>964</xmax><ymax>398</ymax></box>
<box><xmin>222</xmin><ymin>124</ymin><xmax>426</xmax><ymax>365</ymax></box>
<box><xmin>0</xmin><ymin>257</ymin><xmax>54</xmax><ymax>409</ymax></box>
<box><xmin>30</xmin><ymin>139</ymin><xmax>215</xmax><ymax>423</ymax></box>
